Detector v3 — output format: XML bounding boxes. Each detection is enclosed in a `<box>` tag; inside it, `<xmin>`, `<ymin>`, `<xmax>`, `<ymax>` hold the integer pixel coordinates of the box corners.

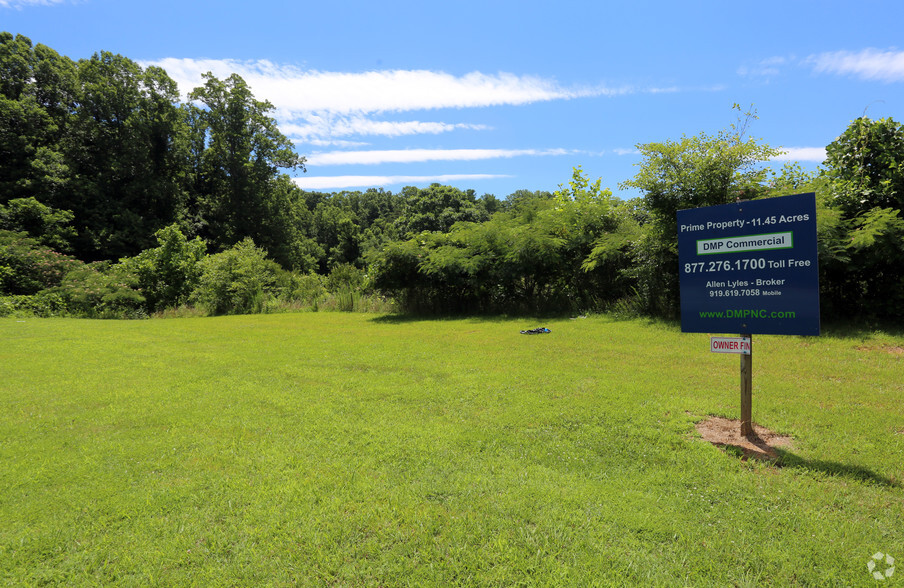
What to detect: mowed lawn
<box><xmin>1</xmin><ymin>313</ymin><xmax>902</xmax><ymax>586</ymax></box>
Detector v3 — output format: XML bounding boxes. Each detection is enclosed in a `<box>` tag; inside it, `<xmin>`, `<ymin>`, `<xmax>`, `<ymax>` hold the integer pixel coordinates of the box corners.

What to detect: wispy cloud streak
<box><xmin>808</xmin><ymin>49</ymin><xmax>904</xmax><ymax>82</ymax></box>
<box><xmin>281</xmin><ymin>117</ymin><xmax>489</xmax><ymax>142</ymax></box>
<box><xmin>293</xmin><ymin>174</ymin><xmax>510</xmax><ymax>190</ymax></box>
<box><xmin>142</xmin><ymin>58</ymin><xmax>652</xmax><ymax>143</ymax></box>
<box><xmin>0</xmin><ymin>0</ymin><xmax>66</xmax><ymax>7</ymax></box>
<box><xmin>147</xmin><ymin>58</ymin><xmax>626</xmax><ymax>115</ymax></box>
<box><xmin>772</xmin><ymin>147</ymin><xmax>826</xmax><ymax>163</ymax></box>
<box><xmin>307</xmin><ymin>148</ymin><xmax>572</xmax><ymax>166</ymax></box>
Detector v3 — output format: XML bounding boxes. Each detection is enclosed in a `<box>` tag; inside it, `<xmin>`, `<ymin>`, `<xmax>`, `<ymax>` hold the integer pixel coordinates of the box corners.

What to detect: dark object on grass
<box><xmin>520</xmin><ymin>327</ymin><xmax>551</xmax><ymax>334</ymax></box>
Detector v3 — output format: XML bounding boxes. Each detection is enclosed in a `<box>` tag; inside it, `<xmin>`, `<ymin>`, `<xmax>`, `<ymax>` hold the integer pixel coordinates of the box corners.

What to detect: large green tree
<box><xmin>820</xmin><ymin>116</ymin><xmax>904</xmax><ymax>320</ymax></box>
<box><xmin>825</xmin><ymin>116</ymin><xmax>904</xmax><ymax>216</ymax></box>
<box><xmin>0</xmin><ymin>33</ymin><xmax>77</xmax><ymax>221</ymax></box>
<box><xmin>394</xmin><ymin>183</ymin><xmax>489</xmax><ymax>236</ymax></box>
<box><xmin>63</xmin><ymin>52</ymin><xmax>190</xmax><ymax>260</ymax></box>
<box><xmin>187</xmin><ymin>73</ymin><xmax>305</xmax><ymax>255</ymax></box>
<box><xmin>620</xmin><ymin>108</ymin><xmax>780</xmax><ymax>317</ymax></box>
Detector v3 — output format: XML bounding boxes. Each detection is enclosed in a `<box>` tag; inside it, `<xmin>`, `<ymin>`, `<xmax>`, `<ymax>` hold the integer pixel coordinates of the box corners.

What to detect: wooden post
<box><xmin>740</xmin><ymin>333</ymin><xmax>753</xmax><ymax>437</ymax></box>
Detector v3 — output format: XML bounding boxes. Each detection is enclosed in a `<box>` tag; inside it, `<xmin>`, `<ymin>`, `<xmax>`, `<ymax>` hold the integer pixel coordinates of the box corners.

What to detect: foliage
<box><xmin>64</xmin><ymin>52</ymin><xmax>191</xmax><ymax>260</ymax></box>
<box><xmin>621</xmin><ymin>108</ymin><xmax>780</xmax><ymax>224</ymax></box>
<box><xmin>187</xmin><ymin>73</ymin><xmax>305</xmax><ymax>253</ymax></box>
<box><xmin>819</xmin><ymin>116</ymin><xmax>904</xmax><ymax>320</ymax></box>
<box><xmin>371</xmin><ymin>170</ymin><xmax>636</xmax><ymax>314</ymax></box>
<box><xmin>0</xmin><ymin>290</ymin><xmax>67</xmax><ymax>317</ymax></box>
<box><xmin>394</xmin><ymin>183</ymin><xmax>489</xmax><ymax>237</ymax></box>
<box><xmin>256</xmin><ymin>175</ymin><xmax>323</xmax><ymax>272</ymax></box>
<box><xmin>313</xmin><ymin>201</ymin><xmax>361</xmax><ymax>272</ymax></box>
<box><xmin>0</xmin><ymin>197</ymin><xmax>76</xmax><ymax>252</ymax></box>
<box><xmin>55</xmin><ymin>262</ymin><xmax>146</xmax><ymax>318</ymax></box>
<box><xmin>192</xmin><ymin>238</ymin><xmax>282</xmax><ymax>315</ymax></box>
<box><xmin>825</xmin><ymin>116</ymin><xmax>904</xmax><ymax>216</ymax></box>
<box><xmin>0</xmin><ymin>33</ymin><xmax>77</xmax><ymax>206</ymax></box>
<box><xmin>115</xmin><ymin>224</ymin><xmax>206</xmax><ymax>312</ymax></box>
<box><xmin>273</xmin><ymin>271</ymin><xmax>328</xmax><ymax>309</ymax></box>
<box><xmin>0</xmin><ymin>230</ymin><xmax>82</xmax><ymax>295</ymax></box>
<box><xmin>325</xmin><ymin>263</ymin><xmax>367</xmax><ymax>294</ymax></box>
<box><xmin>619</xmin><ymin>107</ymin><xmax>781</xmax><ymax>317</ymax></box>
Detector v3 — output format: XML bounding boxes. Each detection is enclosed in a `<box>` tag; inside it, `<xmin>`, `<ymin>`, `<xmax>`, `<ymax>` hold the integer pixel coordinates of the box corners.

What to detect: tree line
<box><xmin>2</xmin><ymin>32</ymin><xmax>902</xmax><ymax>322</ymax></box>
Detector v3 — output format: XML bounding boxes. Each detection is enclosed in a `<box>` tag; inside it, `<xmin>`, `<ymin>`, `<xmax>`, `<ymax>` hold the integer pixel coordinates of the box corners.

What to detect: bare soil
<box><xmin>856</xmin><ymin>345</ymin><xmax>904</xmax><ymax>356</ymax></box>
<box><xmin>695</xmin><ymin>416</ymin><xmax>793</xmax><ymax>461</ymax></box>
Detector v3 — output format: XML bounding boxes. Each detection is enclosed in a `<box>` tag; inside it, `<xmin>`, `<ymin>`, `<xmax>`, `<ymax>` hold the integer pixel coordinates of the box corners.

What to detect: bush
<box><xmin>276</xmin><ymin>271</ymin><xmax>327</xmax><ymax>308</ymax></box>
<box><xmin>0</xmin><ymin>291</ymin><xmax>68</xmax><ymax>317</ymax></box>
<box><xmin>325</xmin><ymin>263</ymin><xmax>367</xmax><ymax>293</ymax></box>
<box><xmin>55</xmin><ymin>263</ymin><xmax>147</xmax><ymax>318</ymax></box>
<box><xmin>0</xmin><ymin>230</ymin><xmax>82</xmax><ymax>295</ymax></box>
<box><xmin>117</xmin><ymin>224</ymin><xmax>206</xmax><ymax>312</ymax></box>
<box><xmin>192</xmin><ymin>238</ymin><xmax>281</xmax><ymax>315</ymax></box>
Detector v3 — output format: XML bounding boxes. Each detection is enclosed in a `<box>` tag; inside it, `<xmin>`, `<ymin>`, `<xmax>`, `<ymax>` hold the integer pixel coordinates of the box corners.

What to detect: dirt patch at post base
<box><xmin>695</xmin><ymin>416</ymin><xmax>793</xmax><ymax>461</ymax></box>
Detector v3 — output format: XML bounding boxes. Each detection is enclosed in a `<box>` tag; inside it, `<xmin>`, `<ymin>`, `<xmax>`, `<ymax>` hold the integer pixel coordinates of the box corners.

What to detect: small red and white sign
<box><xmin>710</xmin><ymin>336</ymin><xmax>751</xmax><ymax>354</ymax></box>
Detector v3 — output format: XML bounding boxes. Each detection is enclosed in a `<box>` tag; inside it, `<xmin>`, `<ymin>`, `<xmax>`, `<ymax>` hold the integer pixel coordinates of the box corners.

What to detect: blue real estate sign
<box><xmin>677</xmin><ymin>192</ymin><xmax>820</xmax><ymax>336</ymax></box>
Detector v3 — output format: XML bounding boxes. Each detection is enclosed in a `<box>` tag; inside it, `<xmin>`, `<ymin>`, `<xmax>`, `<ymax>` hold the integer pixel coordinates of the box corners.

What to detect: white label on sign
<box><xmin>697</xmin><ymin>232</ymin><xmax>793</xmax><ymax>255</ymax></box>
<box><xmin>710</xmin><ymin>336</ymin><xmax>751</xmax><ymax>354</ymax></box>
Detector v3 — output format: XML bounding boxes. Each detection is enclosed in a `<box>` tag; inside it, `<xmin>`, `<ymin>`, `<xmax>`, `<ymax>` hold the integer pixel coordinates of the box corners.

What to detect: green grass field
<box><xmin>2</xmin><ymin>313</ymin><xmax>902</xmax><ymax>586</ymax></box>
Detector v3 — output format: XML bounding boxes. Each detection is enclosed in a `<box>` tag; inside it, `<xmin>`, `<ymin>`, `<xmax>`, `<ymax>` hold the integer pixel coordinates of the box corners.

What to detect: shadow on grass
<box><xmin>369</xmin><ymin>313</ymin><xmax>512</xmax><ymax>325</ymax></box>
<box><xmin>605</xmin><ymin>313</ymin><xmax>681</xmax><ymax>330</ymax></box>
<box><xmin>369</xmin><ymin>311</ymin><xmax>582</xmax><ymax>325</ymax></box>
<box><xmin>771</xmin><ymin>450</ymin><xmax>900</xmax><ymax>488</ymax></box>
<box><xmin>819</xmin><ymin>319</ymin><xmax>904</xmax><ymax>339</ymax></box>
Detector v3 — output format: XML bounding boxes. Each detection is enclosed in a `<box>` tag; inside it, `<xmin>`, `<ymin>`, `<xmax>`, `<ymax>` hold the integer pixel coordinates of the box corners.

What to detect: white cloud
<box><xmin>772</xmin><ymin>147</ymin><xmax>826</xmax><ymax>163</ymax></box>
<box><xmin>304</xmin><ymin>139</ymin><xmax>370</xmax><ymax>149</ymax></box>
<box><xmin>145</xmin><ymin>58</ymin><xmax>625</xmax><ymax>115</ymax></box>
<box><xmin>0</xmin><ymin>0</ymin><xmax>66</xmax><ymax>7</ymax></box>
<box><xmin>306</xmin><ymin>148</ymin><xmax>571</xmax><ymax>166</ymax></box>
<box><xmin>808</xmin><ymin>49</ymin><xmax>904</xmax><ymax>82</ymax></box>
<box><xmin>145</xmin><ymin>58</ymin><xmax>626</xmax><ymax>143</ymax></box>
<box><xmin>281</xmin><ymin>116</ymin><xmax>489</xmax><ymax>142</ymax></box>
<box><xmin>293</xmin><ymin>174</ymin><xmax>510</xmax><ymax>190</ymax></box>
<box><xmin>738</xmin><ymin>56</ymin><xmax>789</xmax><ymax>78</ymax></box>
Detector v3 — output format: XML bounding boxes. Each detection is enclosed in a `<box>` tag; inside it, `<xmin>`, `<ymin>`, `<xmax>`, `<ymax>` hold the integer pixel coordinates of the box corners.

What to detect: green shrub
<box><xmin>192</xmin><ymin>238</ymin><xmax>281</xmax><ymax>315</ymax></box>
<box><xmin>325</xmin><ymin>263</ymin><xmax>367</xmax><ymax>293</ymax></box>
<box><xmin>276</xmin><ymin>271</ymin><xmax>327</xmax><ymax>308</ymax></box>
<box><xmin>0</xmin><ymin>291</ymin><xmax>68</xmax><ymax>317</ymax></box>
<box><xmin>56</xmin><ymin>263</ymin><xmax>147</xmax><ymax>319</ymax></box>
<box><xmin>325</xmin><ymin>263</ymin><xmax>368</xmax><ymax>311</ymax></box>
<box><xmin>0</xmin><ymin>230</ymin><xmax>82</xmax><ymax>295</ymax></box>
<box><xmin>116</xmin><ymin>224</ymin><xmax>206</xmax><ymax>312</ymax></box>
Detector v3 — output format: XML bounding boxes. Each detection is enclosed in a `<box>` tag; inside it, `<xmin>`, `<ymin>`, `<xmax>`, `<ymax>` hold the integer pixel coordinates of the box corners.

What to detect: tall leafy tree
<box><xmin>0</xmin><ymin>196</ymin><xmax>76</xmax><ymax>251</ymax></box>
<box><xmin>824</xmin><ymin>116</ymin><xmax>904</xmax><ymax>216</ymax></box>
<box><xmin>63</xmin><ymin>52</ymin><xmax>190</xmax><ymax>260</ymax></box>
<box><xmin>187</xmin><ymin>73</ymin><xmax>305</xmax><ymax>253</ymax></box>
<box><xmin>821</xmin><ymin>116</ymin><xmax>904</xmax><ymax>319</ymax></box>
<box><xmin>0</xmin><ymin>33</ymin><xmax>77</xmax><ymax>209</ymax></box>
<box><xmin>619</xmin><ymin>107</ymin><xmax>779</xmax><ymax>317</ymax></box>
<box><xmin>394</xmin><ymin>183</ymin><xmax>488</xmax><ymax>236</ymax></box>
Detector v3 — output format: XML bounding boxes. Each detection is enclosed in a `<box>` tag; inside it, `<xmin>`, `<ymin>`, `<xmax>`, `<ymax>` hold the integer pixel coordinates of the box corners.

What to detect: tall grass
<box><xmin>1</xmin><ymin>314</ymin><xmax>902</xmax><ymax>585</ymax></box>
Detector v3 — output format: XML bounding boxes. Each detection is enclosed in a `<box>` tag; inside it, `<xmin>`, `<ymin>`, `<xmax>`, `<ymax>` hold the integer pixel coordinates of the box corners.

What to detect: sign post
<box><xmin>740</xmin><ymin>334</ymin><xmax>752</xmax><ymax>436</ymax></box>
<box><xmin>677</xmin><ymin>193</ymin><xmax>820</xmax><ymax>437</ymax></box>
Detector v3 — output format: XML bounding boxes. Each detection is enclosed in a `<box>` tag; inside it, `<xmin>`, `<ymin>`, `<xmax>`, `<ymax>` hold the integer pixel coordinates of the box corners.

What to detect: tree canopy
<box><xmin>1</xmin><ymin>33</ymin><xmax>902</xmax><ymax>323</ymax></box>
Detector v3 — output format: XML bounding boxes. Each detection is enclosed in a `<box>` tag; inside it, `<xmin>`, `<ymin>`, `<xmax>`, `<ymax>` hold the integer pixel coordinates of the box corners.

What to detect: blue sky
<box><xmin>3</xmin><ymin>0</ymin><xmax>903</xmax><ymax>198</ymax></box>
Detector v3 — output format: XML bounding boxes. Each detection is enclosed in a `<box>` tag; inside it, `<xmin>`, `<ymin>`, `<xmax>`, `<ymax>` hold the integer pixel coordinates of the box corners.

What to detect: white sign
<box><xmin>710</xmin><ymin>336</ymin><xmax>751</xmax><ymax>354</ymax></box>
<box><xmin>697</xmin><ymin>232</ymin><xmax>794</xmax><ymax>255</ymax></box>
